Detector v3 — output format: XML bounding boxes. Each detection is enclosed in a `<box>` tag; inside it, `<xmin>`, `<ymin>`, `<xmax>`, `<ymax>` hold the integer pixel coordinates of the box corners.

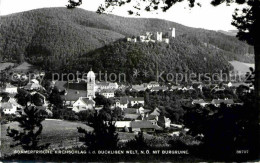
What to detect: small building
<box><xmin>100</xmin><ymin>89</ymin><xmax>115</xmax><ymax>98</ymax></box>
<box><xmin>115</xmin><ymin>97</ymin><xmax>129</xmax><ymax>109</ymax></box>
<box><xmin>211</xmin><ymin>98</ymin><xmax>234</xmax><ymax>107</ymax></box>
<box><xmin>96</xmin><ymin>81</ymin><xmax>118</xmax><ymax>91</ymax></box>
<box><xmin>132</xmin><ymin>84</ymin><xmax>147</xmax><ymax>92</ymax></box>
<box><xmin>124</xmin><ymin>113</ymin><xmax>141</xmax><ymax>121</ymax></box>
<box><xmin>150</xmin><ymin>108</ymin><xmax>161</xmax><ymax>116</ymax></box>
<box><xmin>192</xmin><ymin>99</ymin><xmax>208</xmax><ymax>107</ymax></box>
<box><xmin>147</xmin><ymin>81</ymin><xmax>160</xmax><ymax>89</ymax></box>
<box><xmin>3</xmin><ymin>83</ymin><xmax>17</xmax><ymax>94</ymax></box>
<box><xmin>130</xmin><ymin>121</ymin><xmax>161</xmax><ymax>133</ymax></box>
<box><xmin>72</xmin><ymin>97</ymin><xmax>95</xmax><ymax>113</ymax></box>
<box><xmin>1</xmin><ymin>102</ymin><xmax>17</xmax><ymax>114</ymax></box>
<box><xmin>150</xmin><ymin>86</ymin><xmax>168</xmax><ymax>92</ymax></box>
<box><xmin>62</xmin><ymin>89</ymin><xmax>87</xmax><ymax>106</ymax></box>
<box><xmin>130</xmin><ymin>97</ymin><xmax>145</xmax><ymax>106</ymax></box>
<box><xmin>114</xmin><ymin>121</ymin><xmax>131</xmax><ymax>132</ymax></box>
<box><xmin>157</xmin><ymin>115</ymin><xmax>171</xmax><ymax>128</ymax></box>
<box><xmin>24</xmin><ymin>83</ymin><xmax>42</xmax><ymax>91</ymax></box>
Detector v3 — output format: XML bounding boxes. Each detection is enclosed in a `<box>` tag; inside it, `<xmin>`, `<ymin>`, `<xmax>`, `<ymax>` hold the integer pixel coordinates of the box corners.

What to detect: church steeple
<box><xmin>87</xmin><ymin>69</ymin><xmax>95</xmax><ymax>99</ymax></box>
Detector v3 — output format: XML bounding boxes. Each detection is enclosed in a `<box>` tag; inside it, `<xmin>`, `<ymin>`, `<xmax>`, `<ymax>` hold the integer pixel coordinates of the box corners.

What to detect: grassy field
<box><xmin>1</xmin><ymin>119</ymin><xmax>92</xmax><ymax>157</ymax></box>
<box><xmin>0</xmin><ymin>62</ymin><xmax>14</xmax><ymax>71</ymax></box>
<box><xmin>0</xmin><ymin>119</ymin><xmax>145</xmax><ymax>157</ymax></box>
<box><xmin>229</xmin><ymin>60</ymin><xmax>255</xmax><ymax>74</ymax></box>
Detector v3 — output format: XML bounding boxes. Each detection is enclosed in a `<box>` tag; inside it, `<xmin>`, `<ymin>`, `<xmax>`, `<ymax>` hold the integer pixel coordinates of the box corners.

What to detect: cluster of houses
<box><xmin>114</xmin><ymin>107</ymin><xmax>172</xmax><ymax>133</ymax></box>
<box><xmin>0</xmin><ymin>66</ymin><xmax>254</xmax><ymax>133</ymax></box>
<box><xmin>127</xmin><ymin>28</ymin><xmax>175</xmax><ymax>44</ymax></box>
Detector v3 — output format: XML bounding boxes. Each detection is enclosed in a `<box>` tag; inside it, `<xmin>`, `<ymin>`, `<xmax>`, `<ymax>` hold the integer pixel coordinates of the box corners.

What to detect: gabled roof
<box><xmin>146</xmin><ymin>114</ymin><xmax>157</xmax><ymax>120</ymax></box>
<box><xmin>54</xmin><ymin>81</ymin><xmax>87</xmax><ymax>91</ymax></box>
<box><xmin>124</xmin><ymin>108</ymin><xmax>137</xmax><ymax>114</ymax></box>
<box><xmin>130</xmin><ymin>121</ymin><xmax>155</xmax><ymax>129</ymax></box>
<box><xmin>1</xmin><ymin>96</ymin><xmax>10</xmax><ymax>102</ymax></box>
<box><xmin>100</xmin><ymin>89</ymin><xmax>114</xmax><ymax>94</ymax></box>
<box><xmin>81</xmin><ymin>98</ymin><xmax>95</xmax><ymax>105</ymax></box>
<box><xmin>132</xmin><ymin>85</ymin><xmax>146</xmax><ymax>91</ymax></box>
<box><xmin>148</xmin><ymin>81</ymin><xmax>159</xmax><ymax>85</ymax></box>
<box><xmin>54</xmin><ymin>81</ymin><xmax>67</xmax><ymax>91</ymax></box>
<box><xmin>124</xmin><ymin>113</ymin><xmax>140</xmax><ymax>120</ymax></box>
<box><xmin>116</xmin><ymin>97</ymin><xmax>129</xmax><ymax>104</ymax></box>
<box><xmin>150</xmin><ymin>86</ymin><xmax>168</xmax><ymax>91</ymax></box>
<box><xmin>211</xmin><ymin>99</ymin><xmax>234</xmax><ymax>105</ymax></box>
<box><xmin>130</xmin><ymin>121</ymin><xmax>162</xmax><ymax>130</ymax></box>
<box><xmin>24</xmin><ymin>83</ymin><xmax>41</xmax><ymax>90</ymax></box>
<box><xmin>62</xmin><ymin>89</ymin><xmax>87</xmax><ymax>101</ymax></box>
<box><xmin>5</xmin><ymin>83</ymin><xmax>17</xmax><ymax>89</ymax></box>
<box><xmin>192</xmin><ymin>99</ymin><xmax>206</xmax><ymax>104</ymax></box>
<box><xmin>130</xmin><ymin>97</ymin><xmax>144</xmax><ymax>102</ymax></box>
<box><xmin>1</xmin><ymin>102</ymin><xmax>13</xmax><ymax>109</ymax></box>
<box><xmin>158</xmin><ymin>115</ymin><xmax>171</xmax><ymax>123</ymax></box>
<box><xmin>96</xmin><ymin>81</ymin><xmax>109</xmax><ymax>86</ymax></box>
<box><xmin>150</xmin><ymin>108</ymin><xmax>161</xmax><ymax>116</ymax></box>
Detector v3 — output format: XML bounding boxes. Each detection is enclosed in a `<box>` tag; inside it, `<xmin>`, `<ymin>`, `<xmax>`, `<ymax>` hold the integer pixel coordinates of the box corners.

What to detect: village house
<box><xmin>130</xmin><ymin>121</ymin><xmax>162</xmax><ymax>133</ymax></box>
<box><xmin>115</xmin><ymin>97</ymin><xmax>129</xmax><ymax>109</ymax></box>
<box><xmin>150</xmin><ymin>86</ymin><xmax>168</xmax><ymax>92</ymax></box>
<box><xmin>211</xmin><ymin>98</ymin><xmax>234</xmax><ymax>107</ymax></box>
<box><xmin>129</xmin><ymin>97</ymin><xmax>145</xmax><ymax>106</ymax></box>
<box><xmin>157</xmin><ymin>115</ymin><xmax>171</xmax><ymax>128</ymax></box>
<box><xmin>95</xmin><ymin>81</ymin><xmax>118</xmax><ymax>91</ymax></box>
<box><xmin>192</xmin><ymin>99</ymin><xmax>209</xmax><ymax>107</ymax></box>
<box><xmin>100</xmin><ymin>89</ymin><xmax>115</xmax><ymax>98</ymax></box>
<box><xmin>24</xmin><ymin>82</ymin><xmax>42</xmax><ymax>91</ymax></box>
<box><xmin>62</xmin><ymin>89</ymin><xmax>87</xmax><ymax>106</ymax></box>
<box><xmin>0</xmin><ymin>102</ymin><xmax>18</xmax><ymax>115</ymax></box>
<box><xmin>123</xmin><ymin>107</ymin><xmax>150</xmax><ymax>121</ymax></box>
<box><xmin>147</xmin><ymin>81</ymin><xmax>160</xmax><ymax>89</ymax></box>
<box><xmin>114</xmin><ymin>121</ymin><xmax>131</xmax><ymax>132</ymax></box>
<box><xmin>124</xmin><ymin>113</ymin><xmax>142</xmax><ymax>121</ymax></box>
<box><xmin>2</xmin><ymin>83</ymin><xmax>17</xmax><ymax>94</ymax></box>
<box><xmin>72</xmin><ymin>97</ymin><xmax>95</xmax><ymax>113</ymax></box>
<box><xmin>131</xmin><ymin>84</ymin><xmax>147</xmax><ymax>92</ymax></box>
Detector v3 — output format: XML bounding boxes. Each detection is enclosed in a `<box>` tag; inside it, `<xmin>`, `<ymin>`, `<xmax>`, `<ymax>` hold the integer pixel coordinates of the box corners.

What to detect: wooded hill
<box><xmin>0</xmin><ymin>7</ymin><xmax>254</xmax><ymax>80</ymax></box>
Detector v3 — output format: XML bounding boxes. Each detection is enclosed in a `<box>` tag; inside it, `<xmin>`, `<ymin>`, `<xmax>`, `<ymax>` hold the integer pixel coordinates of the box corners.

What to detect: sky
<box><xmin>0</xmin><ymin>0</ymin><xmax>246</xmax><ymax>31</ymax></box>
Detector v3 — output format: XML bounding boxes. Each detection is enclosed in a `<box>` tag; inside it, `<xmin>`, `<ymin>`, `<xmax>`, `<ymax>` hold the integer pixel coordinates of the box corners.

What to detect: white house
<box><xmin>96</xmin><ymin>82</ymin><xmax>118</xmax><ymax>91</ymax></box>
<box><xmin>4</xmin><ymin>83</ymin><xmax>17</xmax><ymax>94</ymax></box>
<box><xmin>115</xmin><ymin>97</ymin><xmax>129</xmax><ymax>109</ymax></box>
<box><xmin>1</xmin><ymin>102</ymin><xmax>17</xmax><ymax>114</ymax></box>
<box><xmin>130</xmin><ymin>97</ymin><xmax>145</xmax><ymax>106</ymax></box>
<box><xmin>147</xmin><ymin>81</ymin><xmax>160</xmax><ymax>89</ymax></box>
<box><xmin>100</xmin><ymin>89</ymin><xmax>115</xmax><ymax>98</ymax></box>
<box><xmin>24</xmin><ymin>83</ymin><xmax>42</xmax><ymax>91</ymax></box>
<box><xmin>72</xmin><ymin>97</ymin><xmax>95</xmax><ymax>113</ymax></box>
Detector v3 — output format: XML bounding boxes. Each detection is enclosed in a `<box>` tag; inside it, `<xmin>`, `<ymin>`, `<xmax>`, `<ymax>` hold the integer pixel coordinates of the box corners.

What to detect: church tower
<box><xmin>168</xmin><ymin>27</ymin><xmax>176</xmax><ymax>38</ymax></box>
<box><xmin>156</xmin><ymin>32</ymin><xmax>163</xmax><ymax>42</ymax></box>
<box><xmin>87</xmin><ymin>69</ymin><xmax>95</xmax><ymax>99</ymax></box>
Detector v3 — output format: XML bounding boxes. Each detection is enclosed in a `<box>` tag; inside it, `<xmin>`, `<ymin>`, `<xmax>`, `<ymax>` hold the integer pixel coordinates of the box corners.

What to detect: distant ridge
<box><xmin>218</xmin><ymin>30</ymin><xmax>238</xmax><ymax>36</ymax></box>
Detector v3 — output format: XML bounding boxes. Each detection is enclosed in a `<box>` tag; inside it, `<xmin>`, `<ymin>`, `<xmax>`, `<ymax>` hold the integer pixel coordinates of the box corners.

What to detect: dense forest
<box><xmin>0</xmin><ymin>7</ymin><xmax>254</xmax><ymax>79</ymax></box>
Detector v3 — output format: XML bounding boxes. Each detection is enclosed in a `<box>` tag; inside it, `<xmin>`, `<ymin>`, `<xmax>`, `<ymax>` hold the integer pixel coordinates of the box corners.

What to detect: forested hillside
<box><xmin>0</xmin><ymin>7</ymin><xmax>254</xmax><ymax>77</ymax></box>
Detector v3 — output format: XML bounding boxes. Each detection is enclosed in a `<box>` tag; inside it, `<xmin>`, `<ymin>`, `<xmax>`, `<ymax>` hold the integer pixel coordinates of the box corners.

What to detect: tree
<box><xmin>125</xmin><ymin>131</ymin><xmax>149</xmax><ymax>149</ymax></box>
<box><xmin>77</xmin><ymin>111</ymin><xmax>119</xmax><ymax>150</ymax></box>
<box><xmin>7</xmin><ymin>106</ymin><xmax>50</xmax><ymax>150</ymax></box>
<box><xmin>48</xmin><ymin>87</ymin><xmax>63</xmax><ymax>108</ymax></box>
